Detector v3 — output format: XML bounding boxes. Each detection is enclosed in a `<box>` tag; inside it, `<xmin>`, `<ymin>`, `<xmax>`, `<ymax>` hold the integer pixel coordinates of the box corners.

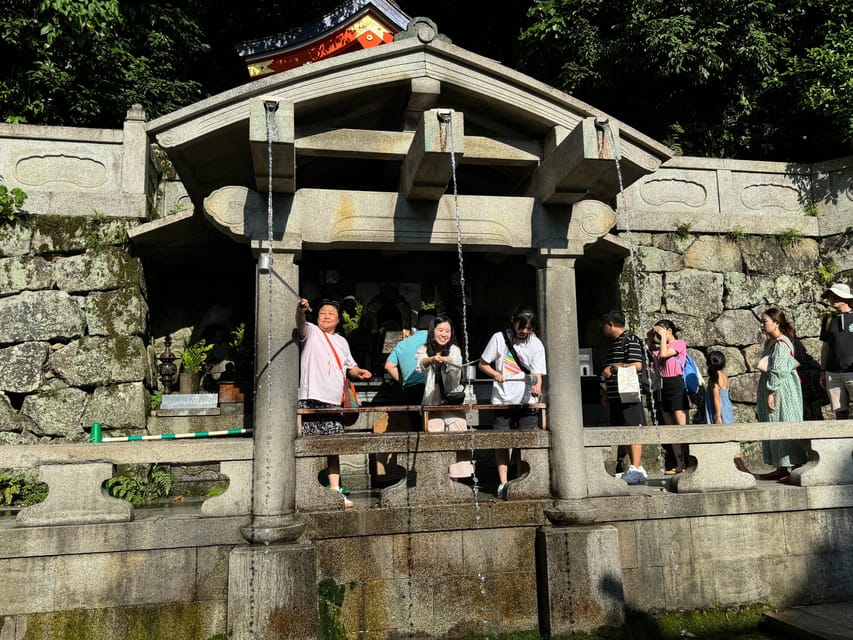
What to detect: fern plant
<box><xmin>181</xmin><ymin>339</ymin><xmax>213</xmax><ymax>374</ymax></box>
<box><xmin>107</xmin><ymin>464</ymin><xmax>174</xmax><ymax>506</ymax></box>
<box><xmin>0</xmin><ymin>473</ymin><xmax>48</xmax><ymax>506</ymax></box>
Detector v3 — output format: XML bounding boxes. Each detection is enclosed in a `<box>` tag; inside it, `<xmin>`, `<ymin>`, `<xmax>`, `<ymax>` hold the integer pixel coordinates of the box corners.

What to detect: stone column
<box><xmin>242</xmin><ymin>247</ymin><xmax>304</xmax><ymax>543</ymax></box>
<box><xmin>535</xmin><ymin>250</ymin><xmax>595</xmax><ymax>519</ymax></box>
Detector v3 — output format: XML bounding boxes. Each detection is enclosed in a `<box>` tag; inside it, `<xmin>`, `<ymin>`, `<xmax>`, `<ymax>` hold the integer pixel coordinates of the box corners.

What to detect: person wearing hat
<box><xmin>820</xmin><ymin>283</ymin><xmax>853</xmax><ymax>419</ymax></box>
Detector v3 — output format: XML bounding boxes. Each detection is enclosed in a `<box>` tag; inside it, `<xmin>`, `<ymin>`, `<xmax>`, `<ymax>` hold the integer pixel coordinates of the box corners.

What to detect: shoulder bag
<box><xmin>321</xmin><ymin>331</ymin><xmax>360</xmax><ymax>426</ymax></box>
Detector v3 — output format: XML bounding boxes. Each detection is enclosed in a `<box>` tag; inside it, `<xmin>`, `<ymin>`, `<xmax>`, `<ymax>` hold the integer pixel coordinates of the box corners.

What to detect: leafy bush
<box><xmin>0</xmin><ymin>175</ymin><xmax>27</xmax><ymax>224</ymax></box>
<box><xmin>106</xmin><ymin>464</ymin><xmax>174</xmax><ymax>505</ymax></box>
<box><xmin>0</xmin><ymin>473</ymin><xmax>48</xmax><ymax>506</ymax></box>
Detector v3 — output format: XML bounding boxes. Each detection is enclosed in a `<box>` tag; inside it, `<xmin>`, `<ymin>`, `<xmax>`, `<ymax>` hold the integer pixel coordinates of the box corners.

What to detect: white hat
<box><xmin>823</xmin><ymin>283</ymin><xmax>853</xmax><ymax>300</ymax></box>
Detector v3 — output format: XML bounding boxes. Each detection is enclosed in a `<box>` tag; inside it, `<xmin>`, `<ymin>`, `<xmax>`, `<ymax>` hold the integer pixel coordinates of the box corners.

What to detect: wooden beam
<box><xmin>249</xmin><ymin>98</ymin><xmax>295</xmax><ymax>193</ymax></box>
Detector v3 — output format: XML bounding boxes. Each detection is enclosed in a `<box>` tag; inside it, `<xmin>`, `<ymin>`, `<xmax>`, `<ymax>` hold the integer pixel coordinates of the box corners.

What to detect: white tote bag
<box><xmin>617</xmin><ymin>366</ymin><xmax>642</xmax><ymax>404</ymax></box>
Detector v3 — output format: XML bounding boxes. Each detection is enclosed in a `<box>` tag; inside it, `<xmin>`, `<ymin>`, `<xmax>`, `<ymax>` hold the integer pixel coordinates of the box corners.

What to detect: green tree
<box><xmin>519</xmin><ymin>0</ymin><xmax>853</xmax><ymax>161</ymax></box>
<box><xmin>0</xmin><ymin>0</ymin><xmax>209</xmax><ymax>126</ymax></box>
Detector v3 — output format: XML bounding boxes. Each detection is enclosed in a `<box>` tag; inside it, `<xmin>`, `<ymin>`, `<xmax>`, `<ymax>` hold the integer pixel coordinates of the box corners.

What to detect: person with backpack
<box><xmin>479</xmin><ymin>306</ymin><xmax>547</xmax><ymax>499</ymax></box>
<box><xmin>650</xmin><ymin>319</ymin><xmax>690</xmax><ymax>474</ymax></box>
<box><xmin>600</xmin><ymin>310</ymin><xmax>649</xmax><ymax>485</ymax></box>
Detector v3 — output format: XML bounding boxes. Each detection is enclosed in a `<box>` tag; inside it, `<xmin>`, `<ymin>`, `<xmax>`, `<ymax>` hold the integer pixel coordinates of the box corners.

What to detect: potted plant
<box><xmin>179</xmin><ymin>339</ymin><xmax>213</xmax><ymax>394</ymax></box>
<box><xmin>218</xmin><ymin>323</ymin><xmax>253</xmax><ymax>403</ymax></box>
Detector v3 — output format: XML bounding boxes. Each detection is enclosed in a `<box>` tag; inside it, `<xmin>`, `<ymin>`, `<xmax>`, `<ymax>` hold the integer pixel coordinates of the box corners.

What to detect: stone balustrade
<box><xmin>584</xmin><ymin>420</ymin><xmax>853</xmax><ymax>496</ymax></box>
<box><xmin>0</xmin><ymin>439</ymin><xmax>253</xmax><ymax>526</ymax></box>
<box><xmin>0</xmin><ymin>421</ymin><xmax>849</xmax><ymax>528</ymax></box>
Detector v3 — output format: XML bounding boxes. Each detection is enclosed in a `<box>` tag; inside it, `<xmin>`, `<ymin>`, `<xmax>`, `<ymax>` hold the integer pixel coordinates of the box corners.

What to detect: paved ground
<box><xmin>765</xmin><ymin>602</ymin><xmax>853</xmax><ymax>639</ymax></box>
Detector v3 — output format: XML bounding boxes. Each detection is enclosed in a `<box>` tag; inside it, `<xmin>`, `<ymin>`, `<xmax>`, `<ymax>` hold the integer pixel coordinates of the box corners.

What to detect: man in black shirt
<box><xmin>820</xmin><ymin>283</ymin><xmax>853</xmax><ymax>419</ymax></box>
<box><xmin>600</xmin><ymin>310</ymin><xmax>647</xmax><ymax>484</ymax></box>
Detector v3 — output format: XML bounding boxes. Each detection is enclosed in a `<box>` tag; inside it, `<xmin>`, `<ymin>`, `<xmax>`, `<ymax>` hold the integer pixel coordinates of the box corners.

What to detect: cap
<box><xmin>822</xmin><ymin>283</ymin><xmax>853</xmax><ymax>301</ymax></box>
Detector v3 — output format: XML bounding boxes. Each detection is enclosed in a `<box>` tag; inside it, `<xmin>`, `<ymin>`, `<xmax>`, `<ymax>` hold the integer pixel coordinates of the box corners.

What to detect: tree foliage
<box><xmin>519</xmin><ymin>0</ymin><xmax>853</xmax><ymax>160</ymax></box>
<box><xmin>0</xmin><ymin>0</ymin><xmax>849</xmax><ymax>162</ymax></box>
<box><xmin>0</xmin><ymin>0</ymin><xmax>209</xmax><ymax>127</ymax></box>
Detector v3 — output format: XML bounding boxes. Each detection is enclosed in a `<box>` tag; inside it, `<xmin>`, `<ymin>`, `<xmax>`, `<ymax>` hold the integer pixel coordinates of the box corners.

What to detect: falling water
<box><xmin>439</xmin><ymin>110</ymin><xmax>492</xmax><ymax>635</ymax></box>
<box><xmin>598</xmin><ymin>120</ymin><xmax>664</xmax><ymax>473</ymax></box>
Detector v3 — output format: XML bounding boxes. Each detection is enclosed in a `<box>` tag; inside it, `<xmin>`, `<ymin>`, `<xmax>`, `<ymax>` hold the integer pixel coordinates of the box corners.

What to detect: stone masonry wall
<box><xmin>0</xmin><ymin>216</ymin><xmax>150</xmax><ymax>443</ymax></box>
<box><xmin>617</xmin><ymin>229</ymin><xmax>843</xmax><ymax>424</ymax></box>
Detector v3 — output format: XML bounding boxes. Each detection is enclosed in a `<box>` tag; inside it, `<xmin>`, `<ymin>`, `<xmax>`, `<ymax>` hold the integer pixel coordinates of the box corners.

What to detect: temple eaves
<box><xmin>235</xmin><ymin>0</ymin><xmax>411</xmax><ymax>78</ymax></box>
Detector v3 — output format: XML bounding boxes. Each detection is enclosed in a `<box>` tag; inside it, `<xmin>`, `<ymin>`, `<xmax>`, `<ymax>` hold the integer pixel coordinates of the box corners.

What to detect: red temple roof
<box><xmin>235</xmin><ymin>0</ymin><xmax>411</xmax><ymax>78</ymax></box>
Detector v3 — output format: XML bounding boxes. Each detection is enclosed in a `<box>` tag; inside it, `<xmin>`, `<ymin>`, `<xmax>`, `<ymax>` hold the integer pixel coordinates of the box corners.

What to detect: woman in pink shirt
<box><xmin>651</xmin><ymin>319</ymin><xmax>690</xmax><ymax>474</ymax></box>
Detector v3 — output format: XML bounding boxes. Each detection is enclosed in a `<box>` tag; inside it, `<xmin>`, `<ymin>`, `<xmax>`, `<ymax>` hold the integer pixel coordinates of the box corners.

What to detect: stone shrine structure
<box><xmin>0</xmin><ymin>3</ymin><xmax>851</xmax><ymax>639</ymax></box>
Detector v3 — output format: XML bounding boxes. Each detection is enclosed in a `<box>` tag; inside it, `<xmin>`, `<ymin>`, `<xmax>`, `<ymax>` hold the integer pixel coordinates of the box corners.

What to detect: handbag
<box><xmin>616</xmin><ymin>366</ymin><xmax>642</xmax><ymax>404</ymax></box>
<box><xmin>321</xmin><ymin>331</ymin><xmax>360</xmax><ymax>426</ymax></box>
<box><xmin>435</xmin><ymin>359</ymin><xmax>466</xmax><ymax>405</ymax></box>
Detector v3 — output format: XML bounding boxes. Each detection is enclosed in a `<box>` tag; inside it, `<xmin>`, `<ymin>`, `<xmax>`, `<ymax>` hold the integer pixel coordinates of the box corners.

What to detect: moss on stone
<box><xmin>31</xmin><ymin>215</ymin><xmax>89</xmax><ymax>254</ymax></box>
<box><xmin>317</xmin><ymin>578</ymin><xmax>347</xmax><ymax>640</ymax></box>
<box><xmin>22</xmin><ymin>602</ymin><xmax>223</xmax><ymax>640</ymax></box>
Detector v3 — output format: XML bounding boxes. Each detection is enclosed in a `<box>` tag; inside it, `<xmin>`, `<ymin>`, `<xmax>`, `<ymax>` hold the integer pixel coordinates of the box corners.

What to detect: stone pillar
<box><xmin>228</xmin><ymin>544</ymin><xmax>318</xmax><ymax>640</ymax></box>
<box><xmin>536</xmin><ymin>252</ymin><xmax>589</xmax><ymax>503</ymax></box>
<box><xmin>536</xmin><ymin>525</ymin><xmax>625</xmax><ymax>636</ymax></box>
<box><xmin>242</xmin><ymin>247</ymin><xmax>304</xmax><ymax>544</ymax></box>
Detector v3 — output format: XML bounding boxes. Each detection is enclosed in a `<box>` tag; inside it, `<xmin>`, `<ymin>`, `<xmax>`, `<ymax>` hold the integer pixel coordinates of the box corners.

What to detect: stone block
<box><xmin>80</xmin><ymin>382</ymin><xmax>147</xmax><ymax>431</ymax></box>
<box><xmin>0</xmin><ymin>222</ymin><xmax>32</xmax><ymax>258</ymax></box>
<box><xmin>0</xmin><ymin>290</ymin><xmax>85</xmax><ymax>343</ymax></box>
<box><xmin>315</xmin><ymin>535</ymin><xmax>394</xmax><ymax>582</ymax></box>
<box><xmin>362</xmin><ymin>576</ymin><xmax>433</xmax><ymax>633</ymax></box>
<box><xmin>195</xmin><ymin>545</ymin><xmax>231</xmax><ymax>601</ymax></box>
<box><xmin>394</xmin><ymin>530</ymin><xmax>464</xmax><ymax>577</ymax></box>
<box><xmin>0</xmin><ymin>557</ymin><xmax>56</xmax><ymax>614</ymax></box>
<box><xmin>16</xmin><ymin>463</ymin><xmax>132</xmax><ymax>526</ymax></box>
<box><xmin>537</xmin><ymin>525</ymin><xmax>625</xmax><ymax>636</ymax></box>
<box><xmin>708</xmin><ymin>556</ymin><xmax>771</xmax><ymax>606</ymax></box>
<box><xmin>21</xmin><ymin>387</ymin><xmax>89</xmax><ymax>438</ymax></box>
<box><xmin>0</xmin><ymin>256</ymin><xmax>53</xmax><ymax>295</ymax></box>
<box><xmin>228</xmin><ymin>543</ymin><xmax>317</xmax><ymax>640</ymax></box>
<box><xmin>634</xmin><ymin>517</ymin><xmax>693</xmax><ymax>568</ymax></box>
<box><xmin>636</xmin><ymin>245</ymin><xmax>682</xmax><ymax>272</ymax></box>
<box><xmin>50</xmin><ymin>335</ymin><xmax>147</xmax><ymax>386</ymax></box>
<box><xmin>85</xmin><ymin>288</ymin><xmax>148</xmax><ymax>336</ymax></box>
<box><xmin>683</xmin><ymin>236</ymin><xmax>743</xmax><ymax>272</ymax></box>
<box><xmin>794</xmin><ymin>439</ymin><xmax>853</xmax><ymax>487</ymax></box>
<box><xmin>713</xmin><ymin>309</ymin><xmax>763</xmax><ymax>346</ymax></box>
<box><xmin>52</xmin><ymin>248</ymin><xmax>141</xmax><ymax>293</ymax></box>
<box><xmin>741</xmin><ymin>237</ymin><xmax>819</xmax><ymax>275</ymax></box>
<box><xmin>665</xmin><ymin>269</ymin><xmax>724</xmax><ymax>316</ymax></box>
<box><xmin>690</xmin><ymin>512</ymin><xmax>785</xmax><ymax>562</ymax></box>
<box><xmin>0</xmin><ymin>342</ymin><xmax>49</xmax><ymax>394</ymax></box>
<box><xmin>52</xmin><ymin>549</ymin><xmax>195</xmax><ymax>609</ymax></box>
<box><xmin>461</xmin><ymin>527</ymin><xmax>534</xmax><ymax>575</ymax></box>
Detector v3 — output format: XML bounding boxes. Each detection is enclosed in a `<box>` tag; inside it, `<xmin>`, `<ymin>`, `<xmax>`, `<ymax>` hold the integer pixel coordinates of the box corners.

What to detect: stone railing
<box><xmin>0</xmin><ymin>105</ymin><xmax>152</xmax><ymax>220</ymax></box>
<box><xmin>584</xmin><ymin>420</ymin><xmax>853</xmax><ymax>496</ymax></box>
<box><xmin>0</xmin><ymin>439</ymin><xmax>253</xmax><ymax>527</ymax></box>
<box><xmin>619</xmin><ymin>155</ymin><xmax>853</xmax><ymax>237</ymax></box>
<box><xmin>0</xmin><ymin>420</ymin><xmax>849</xmax><ymax>528</ymax></box>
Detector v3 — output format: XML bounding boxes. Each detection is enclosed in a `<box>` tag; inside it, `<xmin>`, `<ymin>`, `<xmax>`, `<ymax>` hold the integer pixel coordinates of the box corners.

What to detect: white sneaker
<box><xmin>621</xmin><ymin>465</ymin><xmax>647</xmax><ymax>485</ymax></box>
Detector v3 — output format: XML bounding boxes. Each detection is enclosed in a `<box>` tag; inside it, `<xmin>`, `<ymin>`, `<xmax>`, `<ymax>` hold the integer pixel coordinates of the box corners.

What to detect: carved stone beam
<box><xmin>249</xmin><ymin>98</ymin><xmax>295</xmax><ymax>193</ymax></box>
<box><xmin>400</xmin><ymin>108</ymin><xmax>464</xmax><ymax>200</ymax></box>
<box><xmin>404</xmin><ymin>77</ymin><xmax>441</xmax><ymax>131</ymax></box>
<box><xmin>534</xmin><ymin>118</ymin><xmax>620</xmax><ymax>205</ymax></box>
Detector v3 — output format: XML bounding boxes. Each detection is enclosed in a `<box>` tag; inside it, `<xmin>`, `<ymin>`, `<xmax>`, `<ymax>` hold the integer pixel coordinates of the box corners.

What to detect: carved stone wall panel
<box><xmin>5</xmin><ymin>142</ymin><xmax>121</xmax><ymax>193</ymax></box>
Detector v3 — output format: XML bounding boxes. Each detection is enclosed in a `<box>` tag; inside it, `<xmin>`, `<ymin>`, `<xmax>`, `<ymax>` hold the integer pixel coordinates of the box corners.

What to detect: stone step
<box><xmin>765</xmin><ymin>603</ymin><xmax>853</xmax><ymax>640</ymax></box>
